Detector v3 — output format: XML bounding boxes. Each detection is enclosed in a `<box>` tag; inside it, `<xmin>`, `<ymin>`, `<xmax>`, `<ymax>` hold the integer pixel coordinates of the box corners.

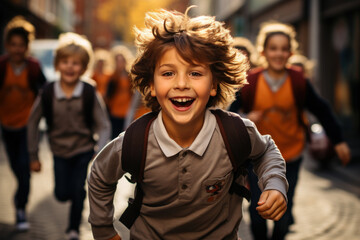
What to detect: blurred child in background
<box><xmin>0</xmin><ymin>16</ymin><xmax>46</xmax><ymax>231</ymax></box>
<box><xmin>105</xmin><ymin>45</ymin><xmax>134</xmax><ymax>137</ymax></box>
<box><xmin>229</xmin><ymin>36</ymin><xmax>259</xmax><ymax>113</ymax></box>
<box><xmin>230</xmin><ymin>21</ymin><xmax>351</xmax><ymax>240</ymax></box>
<box><xmin>92</xmin><ymin>48</ymin><xmax>113</xmax><ymax>98</ymax></box>
<box><xmin>27</xmin><ymin>32</ymin><xmax>111</xmax><ymax>240</ymax></box>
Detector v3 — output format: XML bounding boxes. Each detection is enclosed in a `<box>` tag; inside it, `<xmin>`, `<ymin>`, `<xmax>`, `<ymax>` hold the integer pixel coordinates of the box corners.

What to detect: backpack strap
<box><xmin>41</xmin><ymin>82</ymin><xmax>55</xmax><ymax>130</ymax></box>
<box><xmin>241</xmin><ymin>67</ymin><xmax>263</xmax><ymax>113</ymax></box>
<box><xmin>41</xmin><ymin>81</ymin><xmax>95</xmax><ymax>130</ymax></box>
<box><xmin>27</xmin><ymin>57</ymin><xmax>46</xmax><ymax>95</ymax></box>
<box><xmin>210</xmin><ymin>109</ymin><xmax>252</xmax><ymax>201</ymax></box>
<box><xmin>120</xmin><ymin>110</ymin><xmax>252</xmax><ymax>228</ymax></box>
<box><xmin>210</xmin><ymin>109</ymin><xmax>251</xmax><ymax>169</ymax></box>
<box><xmin>82</xmin><ymin>82</ymin><xmax>96</xmax><ymax>129</ymax></box>
<box><xmin>0</xmin><ymin>55</ymin><xmax>8</xmax><ymax>89</ymax></box>
<box><xmin>119</xmin><ymin>111</ymin><xmax>159</xmax><ymax>229</ymax></box>
<box><xmin>121</xmin><ymin>111</ymin><xmax>159</xmax><ymax>182</ymax></box>
<box><xmin>288</xmin><ymin>66</ymin><xmax>306</xmax><ymax>111</ymax></box>
<box><xmin>287</xmin><ymin>67</ymin><xmax>310</xmax><ymax>140</ymax></box>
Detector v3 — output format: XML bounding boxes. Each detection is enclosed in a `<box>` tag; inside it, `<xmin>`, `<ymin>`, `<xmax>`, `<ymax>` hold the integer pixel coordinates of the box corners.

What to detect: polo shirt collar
<box><xmin>54</xmin><ymin>80</ymin><xmax>84</xmax><ymax>99</ymax></box>
<box><xmin>153</xmin><ymin>109</ymin><xmax>216</xmax><ymax>157</ymax></box>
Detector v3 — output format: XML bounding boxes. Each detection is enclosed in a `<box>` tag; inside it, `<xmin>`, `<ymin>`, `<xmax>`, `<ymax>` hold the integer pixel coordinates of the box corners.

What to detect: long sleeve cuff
<box><xmin>91</xmin><ymin>225</ymin><xmax>118</xmax><ymax>240</ymax></box>
<box><xmin>29</xmin><ymin>152</ymin><xmax>39</xmax><ymax>162</ymax></box>
<box><xmin>263</xmin><ymin>176</ymin><xmax>288</xmax><ymax>203</ymax></box>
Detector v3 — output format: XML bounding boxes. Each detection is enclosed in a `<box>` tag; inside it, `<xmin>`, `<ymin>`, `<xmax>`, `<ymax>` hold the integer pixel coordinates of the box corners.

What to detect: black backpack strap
<box><xmin>119</xmin><ymin>111</ymin><xmax>159</xmax><ymax>229</ymax></box>
<box><xmin>121</xmin><ymin>111</ymin><xmax>159</xmax><ymax>181</ymax></box>
<box><xmin>210</xmin><ymin>109</ymin><xmax>252</xmax><ymax>201</ymax></box>
<box><xmin>120</xmin><ymin>109</ymin><xmax>252</xmax><ymax>228</ymax></box>
<box><xmin>82</xmin><ymin>82</ymin><xmax>95</xmax><ymax>129</ymax></box>
<box><xmin>241</xmin><ymin>67</ymin><xmax>263</xmax><ymax>113</ymax></box>
<box><xmin>0</xmin><ymin>56</ymin><xmax>8</xmax><ymax>89</ymax></box>
<box><xmin>41</xmin><ymin>82</ymin><xmax>55</xmax><ymax>130</ymax></box>
<box><xmin>27</xmin><ymin>57</ymin><xmax>46</xmax><ymax>95</ymax></box>
<box><xmin>42</xmin><ymin>81</ymin><xmax>95</xmax><ymax>131</ymax></box>
<box><xmin>210</xmin><ymin>109</ymin><xmax>251</xmax><ymax>168</ymax></box>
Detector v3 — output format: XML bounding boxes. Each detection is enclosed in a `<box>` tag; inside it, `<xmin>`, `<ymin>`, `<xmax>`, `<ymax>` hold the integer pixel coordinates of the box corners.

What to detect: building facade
<box><xmin>0</xmin><ymin>0</ymin><xmax>74</xmax><ymax>53</ymax></box>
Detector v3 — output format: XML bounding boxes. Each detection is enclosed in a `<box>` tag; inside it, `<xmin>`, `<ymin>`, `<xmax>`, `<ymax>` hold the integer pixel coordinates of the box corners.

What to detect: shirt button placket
<box><xmin>179</xmin><ymin>150</ymin><xmax>190</xmax><ymax>197</ymax></box>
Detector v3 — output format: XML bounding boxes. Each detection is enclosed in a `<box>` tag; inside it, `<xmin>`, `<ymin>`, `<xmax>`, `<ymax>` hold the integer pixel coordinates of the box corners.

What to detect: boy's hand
<box><xmin>30</xmin><ymin>160</ymin><xmax>41</xmax><ymax>172</ymax></box>
<box><xmin>108</xmin><ymin>234</ymin><xmax>121</xmax><ymax>240</ymax></box>
<box><xmin>334</xmin><ymin>142</ymin><xmax>351</xmax><ymax>166</ymax></box>
<box><xmin>256</xmin><ymin>190</ymin><xmax>287</xmax><ymax>221</ymax></box>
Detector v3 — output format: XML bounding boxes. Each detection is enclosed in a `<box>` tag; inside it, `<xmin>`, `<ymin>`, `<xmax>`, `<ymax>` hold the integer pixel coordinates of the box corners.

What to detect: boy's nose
<box><xmin>175</xmin><ymin>74</ymin><xmax>189</xmax><ymax>89</ymax></box>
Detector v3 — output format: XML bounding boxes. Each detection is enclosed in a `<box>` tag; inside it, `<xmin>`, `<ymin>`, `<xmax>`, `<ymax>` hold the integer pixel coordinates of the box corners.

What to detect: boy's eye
<box><xmin>190</xmin><ymin>71</ymin><xmax>202</xmax><ymax>77</ymax></box>
<box><xmin>269</xmin><ymin>46</ymin><xmax>278</xmax><ymax>51</ymax></box>
<box><xmin>162</xmin><ymin>72</ymin><xmax>173</xmax><ymax>77</ymax></box>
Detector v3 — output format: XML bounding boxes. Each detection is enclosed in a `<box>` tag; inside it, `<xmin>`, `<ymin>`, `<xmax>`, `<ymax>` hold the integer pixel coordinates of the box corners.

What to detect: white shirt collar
<box><xmin>54</xmin><ymin>80</ymin><xmax>84</xmax><ymax>99</ymax></box>
<box><xmin>153</xmin><ymin>109</ymin><xmax>216</xmax><ymax>157</ymax></box>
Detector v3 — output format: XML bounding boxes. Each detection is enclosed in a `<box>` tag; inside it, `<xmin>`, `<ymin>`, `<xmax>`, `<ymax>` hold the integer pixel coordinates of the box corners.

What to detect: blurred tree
<box><xmin>97</xmin><ymin>0</ymin><xmax>173</xmax><ymax>43</ymax></box>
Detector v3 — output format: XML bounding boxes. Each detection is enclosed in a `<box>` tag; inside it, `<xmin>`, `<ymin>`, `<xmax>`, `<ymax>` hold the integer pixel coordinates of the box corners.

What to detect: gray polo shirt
<box><xmin>27</xmin><ymin>80</ymin><xmax>111</xmax><ymax>160</ymax></box>
<box><xmin>88</xmin><ymin>109</ymin><xmax>287</xmax><ymax>240</ymax></box>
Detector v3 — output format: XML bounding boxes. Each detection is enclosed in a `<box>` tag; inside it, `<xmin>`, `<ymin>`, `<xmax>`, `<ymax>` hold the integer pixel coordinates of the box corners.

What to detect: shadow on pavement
<box><xmin>0</xmin><ymin>193</ymin><xmax>69</xmax><ymax>240</ymax></box>
<box><xmin>303</xmin><ymin>150</ymin><xmax>360</xmax><ymax>198</ymax></box>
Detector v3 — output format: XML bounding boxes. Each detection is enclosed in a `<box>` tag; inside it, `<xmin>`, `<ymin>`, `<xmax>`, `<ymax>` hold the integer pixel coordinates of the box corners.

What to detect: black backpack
<box><xmin>119</xmin><ymin>109</ymin><xmax>252</xmax><ymax>229</ymax></box>
<box><xmin>41</xmin><ymin>81</ymin><xmax>95</xmax><ymax>130</ymax></box>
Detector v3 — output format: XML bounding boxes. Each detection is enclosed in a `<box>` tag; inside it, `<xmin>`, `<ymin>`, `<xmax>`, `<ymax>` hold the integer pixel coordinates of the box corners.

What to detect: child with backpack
<box><xmin>229</xmin><ymin>21</ymin><xmax>351</xmax><ymax>240</ymax></box>
<box><xmin>105</xmin><ymin>45</ymin><xmax>134</xmax><ymax>138</ymax></box>
<box><xmin>0</xmin><ymin>16</ymin><xmax>46</xmax><ymax>231</ymax></box>
<box><xmin>27</xmin><ymin>32</ymin><xmax>111</xmax><ymax>240</ymax></box>
<box><xmin>88</xmin><ymin>7</ymin><xmax>288</xmax><ymax>240</ymax></box>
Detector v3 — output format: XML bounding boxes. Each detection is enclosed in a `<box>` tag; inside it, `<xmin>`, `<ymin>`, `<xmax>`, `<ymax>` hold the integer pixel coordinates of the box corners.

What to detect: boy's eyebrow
<box><xmin>158</xmin><ymin>63</ymin><xmax>206</xmax><ymax>69</ymax></box>
<box><xmin>158</xmin><ymin>63</ymin><xmax>174</xmax><ymax>68</ymax></box>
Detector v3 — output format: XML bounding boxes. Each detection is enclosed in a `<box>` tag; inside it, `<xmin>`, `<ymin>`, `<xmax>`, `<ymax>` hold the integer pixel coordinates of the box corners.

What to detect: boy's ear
<box><xmin>210</xmin><ymin>81</ymin><xmax>217</xmax><ymax>97</ymax></box>
<box><xmin>150</xmin><ymin>82</ymin><xmax>156</xmax><ymax>97</ymax></box>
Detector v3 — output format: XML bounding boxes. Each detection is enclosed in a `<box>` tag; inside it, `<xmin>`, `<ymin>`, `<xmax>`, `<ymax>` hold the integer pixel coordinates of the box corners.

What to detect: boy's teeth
<box><xmin>173</xmin><ymin>98</ymin><xmax>192</xmax><ymax>102</ymax></box>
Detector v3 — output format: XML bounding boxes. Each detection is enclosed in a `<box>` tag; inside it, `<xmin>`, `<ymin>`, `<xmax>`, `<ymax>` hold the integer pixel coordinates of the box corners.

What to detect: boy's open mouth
<box><xmin>170</xmin><ymin>97</ymin><xmax>195</xmax><ymax>108</ymax></box>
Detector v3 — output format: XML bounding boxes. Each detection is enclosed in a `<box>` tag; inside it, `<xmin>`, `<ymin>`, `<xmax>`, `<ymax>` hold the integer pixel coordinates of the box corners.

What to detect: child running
<box><xmin>27</xmin><ymin>32</ymin><xmax>111</xmax><ymax>240</ymax></box>
<box><xmin>229</xmin><ymin>21</ymin><xmax>351</xmax><ymax>240</ymax></box>
<box><xmin>0</xmin><ymin>16</ymin><xmax>46</xmax><ymax>231</ymax></box>
<box><xmin>88</xmin><ymin>7</ymin><xmax>288</xmax><ymax>240</ymax></box>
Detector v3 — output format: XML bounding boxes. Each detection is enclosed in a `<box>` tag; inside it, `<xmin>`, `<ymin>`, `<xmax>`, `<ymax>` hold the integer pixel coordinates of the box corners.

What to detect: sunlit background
<box><xmin>1</xmin><ymin>0</ymin><xmax>358</xmax><ymax>149</ymax></box>
<box><xmin>0</xmin><ymin>1</ymin><xmax>359</xmax><ymax>239</ymax></box>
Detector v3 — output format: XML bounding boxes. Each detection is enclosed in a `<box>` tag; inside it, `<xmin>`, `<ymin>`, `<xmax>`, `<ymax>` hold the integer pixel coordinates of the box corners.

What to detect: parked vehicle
<box><xmin>29</xmin><ymin>39</ymin><xmax>59</xmax><ymax>132</ymax></box>
<box><xmin>30</xmin><ymin>39</ymin><xmax>59</xmax><ymax>81</ymax></box>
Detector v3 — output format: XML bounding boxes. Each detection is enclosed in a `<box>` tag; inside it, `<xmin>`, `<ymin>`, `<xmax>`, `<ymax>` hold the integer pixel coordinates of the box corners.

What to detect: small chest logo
<box><xmin>205</xmin><ymin>180</ymin><xmax>225</xmax><ymax>202</ymax></box>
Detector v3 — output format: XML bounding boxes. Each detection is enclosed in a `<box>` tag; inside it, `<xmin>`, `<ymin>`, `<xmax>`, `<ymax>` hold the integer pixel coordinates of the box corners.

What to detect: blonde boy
<box><xmin>88</xmin><ymin>7</ymin><xmax>287</xmax><ymax>240</ymax></box>
<box><xmin>27</xmin><ymin>33</ymin><xmax>111</xmax><ymax>240</ymax></box>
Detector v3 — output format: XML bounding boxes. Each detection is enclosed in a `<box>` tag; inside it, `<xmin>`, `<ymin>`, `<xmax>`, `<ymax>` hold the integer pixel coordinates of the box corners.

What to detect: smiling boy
<box><xmin>150</xmin><ymin>47</ymin><xmax>217</xmax><ymax>147</ymax></box>
<box><xmin>27</xmin><ymin>32</ymin><xmax>111</xmax><ymax>240</ymax></box>
<box><xmin>88</xmin><ymin>7</ymin><xmax>288</xmax><ymax>240</ymax></box>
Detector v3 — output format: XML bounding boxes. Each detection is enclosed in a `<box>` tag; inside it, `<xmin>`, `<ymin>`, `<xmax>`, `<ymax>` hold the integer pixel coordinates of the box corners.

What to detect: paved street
<box><xmin>0</xmin><ymin>136</ymin><xmax>359</xmax><ymax>240</ymax></box>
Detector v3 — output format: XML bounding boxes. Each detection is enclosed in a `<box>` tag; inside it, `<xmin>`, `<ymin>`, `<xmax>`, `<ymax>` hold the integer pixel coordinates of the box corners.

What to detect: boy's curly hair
<box><xmin>131</xmin><ymin>6</ymin><xmax>249</xmax><ymax>111</ymax></box>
